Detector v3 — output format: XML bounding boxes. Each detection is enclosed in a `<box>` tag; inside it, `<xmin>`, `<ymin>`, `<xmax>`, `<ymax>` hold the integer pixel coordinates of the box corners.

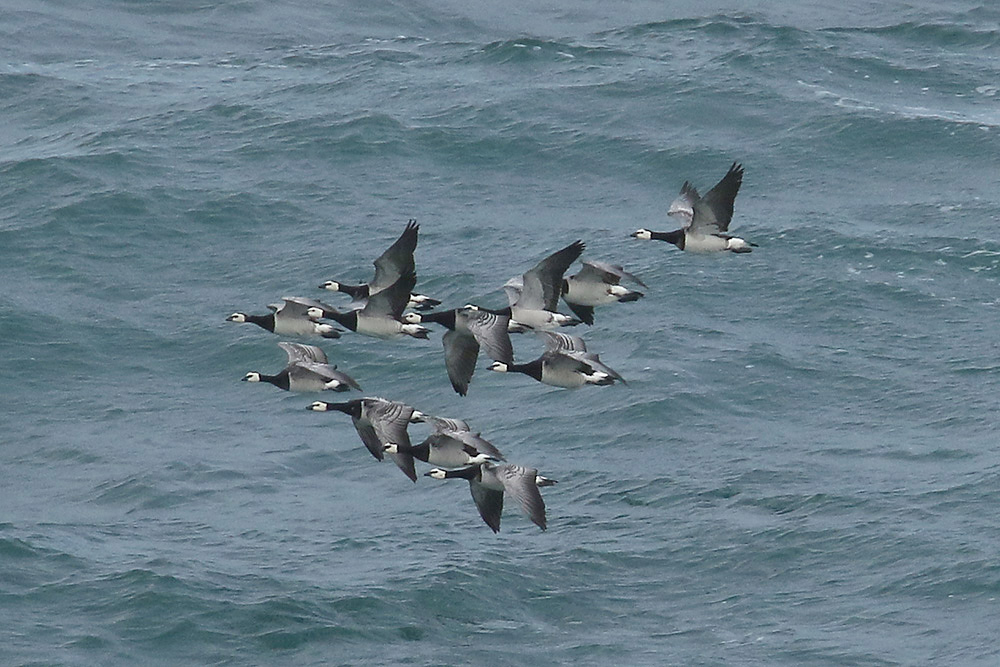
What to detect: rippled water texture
<box><xmin>2</xmin><ymin>1</ymin><xmax>1000</xmax><ymax>664</ymax></box>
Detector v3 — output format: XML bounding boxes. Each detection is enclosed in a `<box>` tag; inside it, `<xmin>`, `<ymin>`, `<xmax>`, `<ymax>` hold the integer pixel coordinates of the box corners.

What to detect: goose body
<box><xmin>425</xmin><ymin>461</ymin><xmax>555</xmax><ymax>532</ymax></box>
<box><xmin>320</xmin><ymin>219</ymin><xmax>440</xmax><ymax>310</ymax></box>
<box><xmin>490</xmin><ymin>240</ymin><xmax>585</xmax><ymax>330</ymax></box>
<box><xmin>488</xmin><ymin>331</ymin><xmax>621</xmax><ymax>388</ymax></box>
<box><xmin>241</xmin><ymin>342</ymin><xmax>360</xmax><ymax>393</ymax></box>
<box><xmin>561</xmin><ymin>261</ymin><xmax>646</xmax><ymax>325</ymax></box>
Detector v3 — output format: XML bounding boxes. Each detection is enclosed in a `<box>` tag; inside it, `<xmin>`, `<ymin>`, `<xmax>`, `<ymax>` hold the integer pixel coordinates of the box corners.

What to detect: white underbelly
<box><xmin>356</xmin><ymin>315</ymin><xmax>402</xmax><ymax>338</ymax></box>
<box><xmin>684</xmin><ymin>233</ymin><xmax>729</xmax><ymax>253</ymax></box>
<box><xmin>564</xmin><ymin>282</ymin><xmax>616</xmax><ymax>307</ymax></box>
<box><xmin>273</xmin><ymin>317</ymin><xmax>320</xmax><ymax>336</ymax></box>
<box><xmin>540</xmin><ymin>364</ymin><xmax>587</xmax><ymax>388</ymax></box>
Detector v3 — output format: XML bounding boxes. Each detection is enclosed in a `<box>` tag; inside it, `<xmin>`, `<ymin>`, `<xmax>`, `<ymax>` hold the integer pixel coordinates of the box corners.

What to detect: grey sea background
<box><xmin>3</xmin><ymin>1</ymin><xmax>1000</xmax><ymax>664</ymax></box>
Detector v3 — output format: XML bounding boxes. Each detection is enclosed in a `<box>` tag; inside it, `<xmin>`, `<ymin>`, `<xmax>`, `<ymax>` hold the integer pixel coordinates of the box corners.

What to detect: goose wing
<box><xmin>451</xmin><ymin>430</ymin><xmax>505</xmax><ymax>460</ymax></box>
<box><xmin>461</xmin><ymin>308</ymin><xmax>514</xmax><ymax>364</ymax></box>
<box><xmin>493</xmin><ymin>463</ymin><xmax>547</xmax><ymax>530</ymax></box>
<box><xmin>543</xmin><ymin>350</ymin><xmax>596</xmax><ymax>376</ymax></box>
<box><xmin>362</xmin><ymin>271</ymin><xmax>417</xmax><ymax>319</ymax></box>
<box><xmin>442</xmin><ymin>330</ymin><xmax>480</xmax><ymax>396</ymax></box>
<box><xmin>502</xmin><ymin>277</ymin><xmax>523</xmax><ymax>308</ymax></box>
<box><xmin>577</xmin><ymin>261</ymin><xmax>647</xmax><ymax>288</ymax></box>
<box><xmin>540</xmin><ymin>330</ymin><xmax>587</xmax><ymax>354</ymax></box>
<box><xmin>469</xmin><ymin>479</ymin><xmax>505</xmax><ymax>533</ymax></box>
<box><xmin>351</xmin><ymin>416</ymin><xmax>385</xmax><ymax>462</ymax></box>
<box><xmin>518</xmin><ymin>240</ymin><xmax>585</xmax><ymax>311</ymax></box>
<box><xmin>667</xmin><ymin>181</ymin><xmax>701</xmax><ymax>227</ymax></box>
<box><xmin>690</xmin><ymin>162</ymin><xmax>743</xmax><ymax>234</ymax></box>
<box><xmin>277</xmin><ymin>296</ymin><xmax>335</xmax><ymax>318</ymax></box>
<box><xmin>564</xmin><ymin>302</ymin><xmax>595</xmax><ymax>326</ymax></box>
<box><xmin>427</xmin><ymin>416</ymin><xmax>472</xmax><ymax>433</ymax></box>
<box><xmin>564</xmin><ymin>349</ymin><xmax>626</xmax><ymax>384</ymax></box>
<box><xmin>290</xmin><ymin>362</ymin><xmax>362</xmax><ymax>391</ymax></box>
<box><xmin>278</xmin><ymin>341</ymin><xmax>329</xmax><ymax>365</ymax></box>
<box><xmin>370</xmin><ymin>219</ymin><xmax>418</xmax><ymax>293</ymax></box>
<box><xmin>364</xmin><ymin>398</ymin><xmax>417</xmax><ymax>481</ymax></box>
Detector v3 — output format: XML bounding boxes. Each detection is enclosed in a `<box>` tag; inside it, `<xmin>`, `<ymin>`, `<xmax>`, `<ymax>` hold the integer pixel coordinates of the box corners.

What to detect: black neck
<box><xmin>261</xmin><ymin>370</ymin><xmax>290</xmax><ymax>391</ymax></box>
<box><xmin>510</xmin><ymin>358</ymin><xmax>544</xmax><ymax>381</ymax></box>
<box><xmin>324</xmin><ymin>400</ymin><xmax>363</xmax><ymax>418</ymax></box>
<box><xmin>422</xmin><ymin>309</ymin><xmax>457</xmax><ymax>330</ymax></box>
<box><xmin>653</xmin><ymin>229</ymin><xmax>684</xmax><ymax>248</ymax></box>
<box><xmin>444</xmin><ymin>464</ymin><xmax>481</xmax><ymax>480</ymax></box>
<box><xmin>322</xmin><ymin>309</ymin><xmax>358</xmax><ymax>331</ymax></box>
<box><xmin>401</xmin><ymin>439</ymin><xmax>432</xmax><ymax>462</ymax></box>
<box><xmin>337</xmin><ymin>283</ymin><xmax>369</xmax><ymax>299</ymax></box>
<box><xmin>247</xmin><ymin>313</ymin><xmax>276</xmax><ymax>332</ymax></box>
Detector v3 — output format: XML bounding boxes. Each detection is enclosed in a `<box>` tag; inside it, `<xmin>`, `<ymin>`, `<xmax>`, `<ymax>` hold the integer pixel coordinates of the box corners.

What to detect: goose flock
<box><xmin>228</xmin><ymin>163</ymin><xmax>750</xmax><ymax>532</ymax></box>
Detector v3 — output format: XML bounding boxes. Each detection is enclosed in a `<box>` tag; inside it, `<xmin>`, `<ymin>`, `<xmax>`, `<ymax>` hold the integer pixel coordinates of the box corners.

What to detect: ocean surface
<box><xmin>3</xmin><ymin>1</ymin><xmax>1000</xmax><ymax>664</ymax></box>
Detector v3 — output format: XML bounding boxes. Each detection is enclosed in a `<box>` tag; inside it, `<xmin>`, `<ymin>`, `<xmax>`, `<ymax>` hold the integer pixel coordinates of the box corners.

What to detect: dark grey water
<box><xmin>3</xmin><ymin>1</ymin><xmax>1000</xmax><ymax>664</ymax></box>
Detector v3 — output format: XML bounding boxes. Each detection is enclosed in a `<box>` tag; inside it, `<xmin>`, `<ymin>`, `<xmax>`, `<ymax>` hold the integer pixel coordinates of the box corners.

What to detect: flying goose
<box><xmin>503</xmin><ymin>240</ymin><xmax>586</xmax><ymax>329</ymax></box>
<box><xmin>488</xmin><ymin>330</ymin><xmax>623</xmax><ymax>388</ymax></box>
<box><xmin>631</xmin><ymin>162</ymin><xmax>755</xmax><ymax>253</ymax></box>
<box><xmin>309</xmin><ymin>272</ymin><xmax>430</xmax><ymax>339</ymax></box>
<box><xmin>468</xmin><ymin>242</ymin><xmax>585</xmax><ymax>330</ymax></box>
<box><xmin>241</xmin><ymin>342</ymin><xmax>361</xmax><ymax>392</ymax></box>
<box><xmin>307</xmin><ymin>398</ymin><xmax>418</xmax><ymax>481</ymax></box>
<box><xmin>319</xmin><ymin>219</ymin><xmax>440</xmax><ymax>311</ymax></box>
<box><xmin>226</xmin><ymin>297</ymin><xmax>342</xmax><ymax>338</ymax></box>
<box><xmin>425</xmin><ymin>461</ymin><xmax>556</xmax><ymax>532</ymax></box>
<box><xmin>404</xmin><ymin>306</ymin><xmax>514</xmax><ymax>395</ymax></box>
<box><xmin>561</xmin><ymin>261</ymin><xmax>646</xmax><ymax>325</ymax></box>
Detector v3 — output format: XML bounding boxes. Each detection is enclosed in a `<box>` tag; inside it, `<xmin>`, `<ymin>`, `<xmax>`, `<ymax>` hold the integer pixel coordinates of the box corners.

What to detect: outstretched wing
<box><xmin>278</xmin><ymin>341</ymin><xmax>329</xmax><ymax>365</ymax></box>
<box><xmin>667</xmin><ymin>181</ymin><xmax>700</xmax><ymax>227</ymax></box>
<box><xmin>469</xmin><ymin>480</ymin><xmax>504</xmax><ymax>533</ymax></box>
<box><xmin>278</xmin><ymin>296</ymin><xmax>336</xmax><ymax>318</ymax></box>
<box><xmin>495</xmin><ymin>464</ymin><xmax>547</xmax><ymax>530</ymax></box>
<box><xmin>363</xmin><ymin>271</ymin><xmax>417</xmax><ymax>319</ymax></box>
<box><xmin>452</xmin><ymin>430</ymin><xmax>505</xmax><ymax>460</ymax></box>
<box><xmin>365</xmin><ymin>398</ymin><xmax>417</xmax><ymax>481</ymax></box>
<box><xmin>518</xmin><ymin>240</ymin><xmax>585</xmax><ymax>311</ymax></box>
<box><xmin>442</xmin><ymin>330</ymin><xmax>480</xmax><ymax>396</ymax></box>
<box><xmin>427</xmin><ymin>416</ymin><xmax>472</xmax><ymax>433</ymax></box>
<box><xmin>564</xmin><ymin>302</ymin><xmax>595</xmax><ymax>326</ymax></box>
<box><xmin>690</xmin><ymin>162</ymin><xmax>743</xmax><ymax>234</ymax></box>
<box><xmin>577</xmin><ymin>261</ymin><xmax>647</xmax><ymax>289</ymax></box>
<box><xmin>461</xmin><ymin>308</ymin><xmax>514</xmax><ymax>364</ymax></box>
<box><xmin>540</xmin><ymin>330</ymin><xmax>587</xmax><ymax>354</ymax></box>
<box><xmin>292</xmin><ymin>362</ymin><xmax>362</xmax><ymax>391</ymax></box>
<box><xmin>370</xmin><ymin>219</ymin><xmax>418</xmax><ymax>293</ymax></box>
<box><xmin>351</xmin><ymin>416</ymin><xmax>385</xmax><ymax>462</ymax></box>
